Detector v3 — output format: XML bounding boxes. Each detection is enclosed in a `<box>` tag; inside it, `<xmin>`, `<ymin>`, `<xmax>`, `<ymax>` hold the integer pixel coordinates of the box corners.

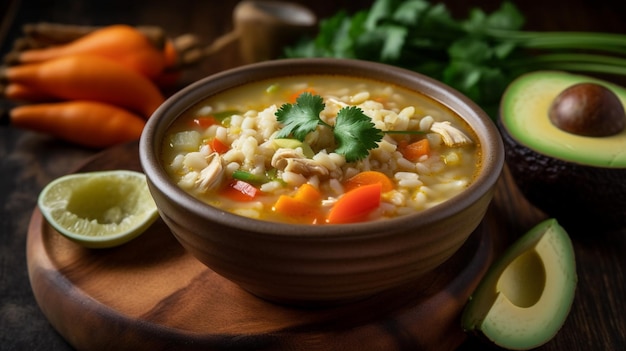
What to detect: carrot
<box><xmin>399</xmin><ymin>138</ymin><xmax>430</xmax><ymax>162</ymax></box>
<box><xmin>219</xmin><ymin>180</ymin><xmax>259</xmax><ymax>202</ymax></box>
<box><xmin>209</xmin><ymin>137</ymin><xmax>229</xmax><ymax>154</ymax></box>
<box><xmin>274</xmin><ymin>195</ymin><xmax>324</xmax><ymax>224</ymax></box>
<box><xmin>2</xmin><ymin>83</ymin><xmax>59</xmax><ymax>102</ymax></box>
<box><xmin>343</xmin><ymin>171</ymin><xmax>394</xmax><ymax>193</ymax></box>
<box><xmin>154</xmin><ymin>40</ymin><xmax>182</xmax><ymax>89</ymax></box>
<box><xmin>162</xmin><ymin>38</ymin><xmax>179</xmax><ymax>69</ymax></box>
<box><xmin>326</xmin><ymin>183</ymin><xmax>382</xmax><ymax>224</ymax></box>
<box><xmin>293</xmin><ymin>183</ymin><xmax>322</xmax><ymax>203</ymax></box>
<box><xmin>9</xmin><ymin>100</ymin><xmax>145</xmax><ymax>148</ymax></box>
<box><xmin>1</xmin><ymin>54</ymin><xmax>165</xmax><ymax>118</ymax></box>
<box><xmin>14</xmin><ymin>24</ymin><xmax>167</xmax><ymax>79</ymax></box>
<box><xmin>273</xmin><ymin>184</ymin><xmax>324</xmax><ymax>223</ymax></box>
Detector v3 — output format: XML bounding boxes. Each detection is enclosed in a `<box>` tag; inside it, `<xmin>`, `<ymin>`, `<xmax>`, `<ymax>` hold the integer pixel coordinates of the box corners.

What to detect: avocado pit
<box><xmin>549</xmin><ymin>82</ymin><xmax>626</xmax><ymax>137</ymax></box>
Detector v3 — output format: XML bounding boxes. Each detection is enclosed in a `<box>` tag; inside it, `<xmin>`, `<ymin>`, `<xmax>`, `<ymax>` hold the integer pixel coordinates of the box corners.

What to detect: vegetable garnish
<box><xmin>285</xmin><ymin>0</ymin><xmax>626</xmax><ymax>118</ymax></box>
<box><xmin>275</xmin><ymin>92</ymin><xmax>384</xmax><ymax>162</ymax></box>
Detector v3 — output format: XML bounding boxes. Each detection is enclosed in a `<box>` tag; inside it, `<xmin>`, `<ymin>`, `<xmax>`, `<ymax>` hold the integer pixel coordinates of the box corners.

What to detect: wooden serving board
<box><xmin>27</xmin><ymin>141</ymin><xmax>500</xmax><ymax>351</ymax></box>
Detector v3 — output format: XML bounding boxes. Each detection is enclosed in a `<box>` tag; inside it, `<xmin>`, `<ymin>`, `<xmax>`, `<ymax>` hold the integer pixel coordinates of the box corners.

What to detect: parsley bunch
<box><xmin>284</xmin><ymin>0</ymin><xmax>626</xmax><ymax>118</ymax></box>
<box><xmin>275</xmin><ymin>92</ymin><xmax>383</xmax><ymax>162</ymax></box>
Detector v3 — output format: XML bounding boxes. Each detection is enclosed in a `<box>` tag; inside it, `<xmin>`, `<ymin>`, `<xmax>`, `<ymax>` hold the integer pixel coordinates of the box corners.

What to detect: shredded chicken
<box><xmin>271</xmin><ymin>148</ymin><xmax>329</xmax><ymax>178</ymax></box>
<box><xmin>430</xmin><ymin>121</ymin><xmax>473</xmax><ymax>147</ymax></box>
<box><xmin>196</xmin><ymin>152</ymin><xmax>224</xmax><ymax>192</ymax></box>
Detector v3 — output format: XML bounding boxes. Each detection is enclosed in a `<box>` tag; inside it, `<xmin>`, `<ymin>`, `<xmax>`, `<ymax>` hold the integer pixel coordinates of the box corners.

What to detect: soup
<box><xmin>162</xmin><ymin>75</ymin><xmax>480</xmax><ymax>224</ymax></box>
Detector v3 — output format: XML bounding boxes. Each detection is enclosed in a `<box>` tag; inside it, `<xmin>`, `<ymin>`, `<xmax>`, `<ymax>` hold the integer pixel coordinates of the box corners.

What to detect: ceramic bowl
<box><xmin>139</xmin><ymin>58</ymin><xmax>504</xmax><ymax>305</ymax></box>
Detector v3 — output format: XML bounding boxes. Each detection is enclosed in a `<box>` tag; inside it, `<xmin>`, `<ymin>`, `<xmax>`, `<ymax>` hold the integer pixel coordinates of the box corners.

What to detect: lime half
<box><xmin>38</xmin><ymin>170</ymin><xmax>159</xmax><ymax>248</ymax></box>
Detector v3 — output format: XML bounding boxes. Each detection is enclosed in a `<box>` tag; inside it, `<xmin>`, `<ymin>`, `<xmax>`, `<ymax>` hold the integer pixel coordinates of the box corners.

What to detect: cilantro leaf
<box><xmin>274</xmin><ymin>94</ymin><xmax>384</xmax><ymax>162</ymax></box>
<box><xmin>333</xmin><ymin>106</ymin><xmax>383</xmax><ymax>162</ymax></box>
<box><xmin>275</xmin><ymin>92</ymin><xmax>326</xmax><ymax>140</ymax></box>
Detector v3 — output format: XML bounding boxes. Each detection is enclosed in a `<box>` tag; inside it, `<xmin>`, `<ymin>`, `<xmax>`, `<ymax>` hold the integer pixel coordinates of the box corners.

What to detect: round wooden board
<box><xmin>27</xmin><ymin>141</ymin><xmax>498</xmax><ymax>351</ymax></box>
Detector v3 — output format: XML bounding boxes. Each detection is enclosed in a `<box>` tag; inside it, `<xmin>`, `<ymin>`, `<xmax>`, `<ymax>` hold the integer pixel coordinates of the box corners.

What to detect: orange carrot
<box><xmin>399</xmin><ymin>138</ymin><xmax>430</xmax><ymax>162</ymax></box>
<box><xmin>273</xmin><ymin>184</ymin><xmax>324</xmax><ymax>223</ymax></box>
<box><xmin>15</xmin><ymin>24</ymin><xmax>166</xmax><ymax>79</ymax></box>
<box><xmin>293</xmin><ymin>183</ymin><xmax>322</xmax><ymax>203</ymax></box>
<box><xmin>1</xmin><ymin>54</ymin><xmax>165</xmax><ymax>118</ymax></box>
<box><xmin>9</xmin><ymin>100</ymin><xmax>145</xmax><ymax>148</ymax></box>
<box><xmin>274</xmin><ymin>194</ymin><xmax>324</xmax><ymax>224</ymax></box>
<box><xmin>219</xmin><ymin>180</ymin><xmax>259</xmax><ymax>202</ymax></box>
<box><xmin>327</xmin><ymin>183</ymin><xmax>382</xmax><ymax>224</ymax></box>
<box><xmin>343</xmin><ymin>171</ymin><xmax>394</xmax><ymax>193</ymax></box>
<box><xmin>209</xmin><ymin>138</ymin><xmax>229</xmax><ymax>154</ymax></box>
<box><xmin>2</xmin><ymin>83</ymin><xmax>60</xmax><ymax>102</ymax></box>
<box><xmin>162</xmin><ymin>38</ymin><xmax>179</xmax><ymax>69</ymax></box>
<box><xmin>152</xmin><ymin>39</ymin><xmax>182</xmax><ymax>89</ymax></box>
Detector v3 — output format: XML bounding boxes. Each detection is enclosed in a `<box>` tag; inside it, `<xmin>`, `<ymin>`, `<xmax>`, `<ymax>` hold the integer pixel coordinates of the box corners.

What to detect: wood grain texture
<box><xmin>26</xmin><ymin>141</ymin><xmax>498</xmax><ymax>351</ymax></box>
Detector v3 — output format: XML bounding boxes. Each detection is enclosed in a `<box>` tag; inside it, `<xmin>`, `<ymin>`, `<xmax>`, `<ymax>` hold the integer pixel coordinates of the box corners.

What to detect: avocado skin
<box><xmin>498</xmin><ymin>118</ymin><xmax>626</xmax><ymax>234</ymax></box>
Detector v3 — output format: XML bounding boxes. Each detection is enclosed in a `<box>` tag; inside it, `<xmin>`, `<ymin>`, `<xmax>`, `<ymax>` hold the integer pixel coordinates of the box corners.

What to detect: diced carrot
<box><xmin>343</xmin><ymin>171</ymin><xmax>394</xmax><ymax>193</ymax></box>
<box><xmin>273</xmin><ymin>183</ymin><xmax>324</xmax><ymax>223</ymax></box>
<box><xmin>219</xmin><ymin>180</ymin><xmax>259</xmax><ymax>202</ymax></box>
<box><xmin>293</xmin><ymin>183</ymin><xmax>322</xmax><ymax>203</ymax></box>
<box><xmin>209</xmin><ymin>137</ymin><xmax>229</xmax><ymax>154</ymax></box>
<box><xmin>273</xmin><ymin>194</ymin><xmax>324</xmax><ymax>224</ymax></box>
<box><xmin>399</xmin><ymin>138</ymin><xmax>430</xmax><ymax>162</ymax></box>
<box><xmin>191</xmin><ymin>116</ymin><xmax>218</xmax><ymax>129</ymax></box>
<box><xmin>326</xmin><ymin>183</ymin><xmax>382</xmax><ymax>224</ymax></box>
<box><xmin>288</xmin><ymin>87</ymin><xmax>316</xmax><ymax>103</ymax></box>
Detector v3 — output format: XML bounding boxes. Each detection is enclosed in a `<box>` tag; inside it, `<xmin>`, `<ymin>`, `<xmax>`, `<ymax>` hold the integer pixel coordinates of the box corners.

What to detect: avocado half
<box><xmin>462</xmin><ymin>218</ymin><xmax>577</xmax><ymax>350</ymax></box>
<box><xmin>498</xmin><ymin>71</ymin><xmax>626</xmax><ymax>233</ymax></box>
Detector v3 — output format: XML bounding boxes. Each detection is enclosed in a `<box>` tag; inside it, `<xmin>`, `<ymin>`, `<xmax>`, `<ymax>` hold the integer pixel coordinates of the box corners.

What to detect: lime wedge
<box><xmin>38</xmin><ymin>170</ymin><xmax>159</xmax><ymax>248</ymax></box>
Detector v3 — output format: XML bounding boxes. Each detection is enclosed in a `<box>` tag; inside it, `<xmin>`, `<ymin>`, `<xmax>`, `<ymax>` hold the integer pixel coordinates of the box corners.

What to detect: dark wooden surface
<box><xmin>1</xmin><ymin>1</ymin><xmax>625</xmax><ymax>350</ymax></box>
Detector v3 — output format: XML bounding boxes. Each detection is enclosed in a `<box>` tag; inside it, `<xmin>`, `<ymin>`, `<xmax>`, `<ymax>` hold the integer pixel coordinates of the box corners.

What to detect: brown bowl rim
<box><xmin>139</xmin><ymin>58</ymin><xmax>504</xmax><ymax>238</ymax></box>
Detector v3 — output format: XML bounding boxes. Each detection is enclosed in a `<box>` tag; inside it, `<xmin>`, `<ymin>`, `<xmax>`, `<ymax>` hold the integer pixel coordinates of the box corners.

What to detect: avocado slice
<box><xmin>462</xmin><ymin>218</ymin><xmax>577</xmax><ymax>350</ymax></box>
<box><xmin>498</xmin><ymin>71</ymin><xmax>626</xmax><ymax>232</ymax></box>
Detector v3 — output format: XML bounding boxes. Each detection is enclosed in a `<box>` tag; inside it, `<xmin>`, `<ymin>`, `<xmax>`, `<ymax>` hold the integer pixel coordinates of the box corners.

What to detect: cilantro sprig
<box><xmin>275</xmin><ymin>92</ymin><xmax>383</xmax><ymax>162</ymax></box>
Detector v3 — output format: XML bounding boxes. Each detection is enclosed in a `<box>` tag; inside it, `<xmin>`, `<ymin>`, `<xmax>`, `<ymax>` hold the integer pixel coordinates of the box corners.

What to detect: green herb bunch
<box><xmin>284</xmin><ymin>0</ymin><xmax>626</xmax><ymax>118</ymax></box>
<box><xmin>275</xmin><ymin>92</ymin><xmax>383</xmax><ymax>162</ymax></box>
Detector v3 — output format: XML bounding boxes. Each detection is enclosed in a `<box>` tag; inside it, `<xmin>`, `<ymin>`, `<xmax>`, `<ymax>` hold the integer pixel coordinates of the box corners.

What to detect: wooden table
<box><xmin>1</xmin><ymin>1</ymin><xmax>625</xmax><ymax>350</ymax></box>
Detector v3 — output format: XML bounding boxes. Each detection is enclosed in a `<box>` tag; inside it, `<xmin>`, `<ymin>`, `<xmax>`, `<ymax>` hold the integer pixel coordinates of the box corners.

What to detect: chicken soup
<box><xmin>162</xmin><ymin>75</ymin><xmax>480</xmax><ymax>224</ymax></box>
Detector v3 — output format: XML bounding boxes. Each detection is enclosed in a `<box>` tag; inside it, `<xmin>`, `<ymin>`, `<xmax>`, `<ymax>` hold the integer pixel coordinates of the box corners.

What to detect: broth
<box><xmin>162</xmin><ymin>75</ymin><xmax>481</xmax><ymax>224</ymax></box>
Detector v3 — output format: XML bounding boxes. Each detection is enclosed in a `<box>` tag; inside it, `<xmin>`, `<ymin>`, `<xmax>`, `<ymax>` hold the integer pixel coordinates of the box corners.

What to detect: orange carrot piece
<box><xmin>16</xmin><ymin>24</ymin><xmax>166</xmax><ymax>79</ymax></box>
<box><xmin>2</xmin><ymin>83</ymin><xmax>59</xmax><ymax>102</ymax></box>
<box><xmin>9</xmin><ymin>100</ymin><xmax>145</xmax><ymax>148</ymax></box>
<box><xmin>343</xmin><ymin>171</ymin><xmax>394</xmax><ymax>193</ymax></box>
<box><xmin>219</xmin><ymin>180</ymin><xmax>259</xmax><ymax>202</ymax></box>
<box><xmin>162</xmin><ymin>38</ymin><xmax>179</xmax><ymax>69</ymax></box>
<box><xmin>326</xmin><ymin>183</ymin><xmax>382</xmax><ymax>224</ymax></box>
<box><xmin>274</xmin><ymin>184</ymin><xmax>324</xmax><ymax>223</ymax></box>
<box><xmin>2</xmin><ymin>54</ymin><xmax>165</xmax><ymax>118</ymax></box>
<box><xmin>273</xmin><ymin>194</ymin><xmax>323</xmax><ymax>223</ymax></box>
<box><xmin>399</xmin><ymin>138</ymin><xmax>430</xmax><ymax>162</ymax></box>
<box><xmin>209</xmin><ymin>138</ymin><xmax>230</xmax><ymax>154</ymax></box>
<box><xmin>293</xmin><ymin>183</ymin><xmax>322</xmax><ymax>203</ymax></box>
